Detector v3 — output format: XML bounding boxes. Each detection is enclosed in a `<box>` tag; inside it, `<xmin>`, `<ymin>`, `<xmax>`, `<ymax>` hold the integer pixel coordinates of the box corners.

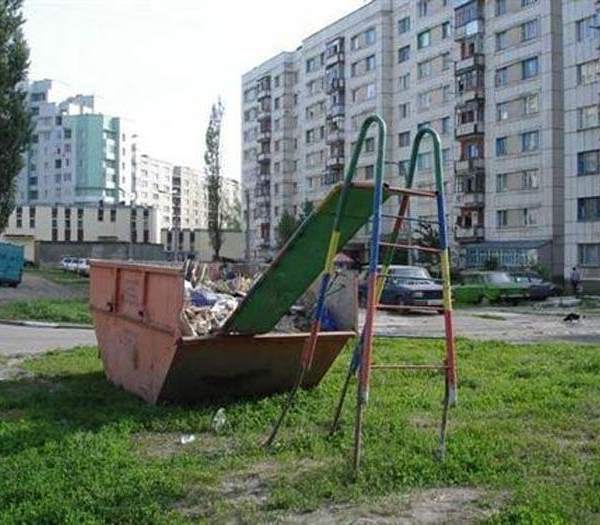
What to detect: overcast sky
<box><xmin>23</xmin><ymin>0</ymin><xmax>366</xmax><ymax>180</ymax></box>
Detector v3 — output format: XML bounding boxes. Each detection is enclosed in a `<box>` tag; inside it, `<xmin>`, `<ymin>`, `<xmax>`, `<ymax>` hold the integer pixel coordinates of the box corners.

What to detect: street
<box><xmin>0</xmin><ymin>323</ymin><xmax>96</xmax><ymax>357</ymax></box>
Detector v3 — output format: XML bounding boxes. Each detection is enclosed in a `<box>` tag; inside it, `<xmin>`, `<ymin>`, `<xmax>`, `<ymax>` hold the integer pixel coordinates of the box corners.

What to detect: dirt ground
<box><xmin>0</xmin><ymin>273</ymin><xmax>88</xmax><ymax>304</ymax></box>
<box><xmin>368</xmin><ymin>307</ymin><xmax>600</xmax><ymax>344</ymax></box>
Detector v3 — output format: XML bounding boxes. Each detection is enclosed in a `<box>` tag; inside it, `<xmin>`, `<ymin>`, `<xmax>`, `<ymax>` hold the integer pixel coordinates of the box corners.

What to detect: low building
<box><xmin>161</xmin><ymin>228</ymin><xmax>244</xmax><ymax>262</ymax></box>
<box><xmin>1</xmin><ymin>203</ymin><xmax>163</xmax><ymax>263</ymax></box>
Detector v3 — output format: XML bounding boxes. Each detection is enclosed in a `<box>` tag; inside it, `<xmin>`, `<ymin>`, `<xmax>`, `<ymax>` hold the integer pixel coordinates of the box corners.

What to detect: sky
<box><xmin>23</xmin><ymin>0</ymin><xmax>366</xmax><ymax>181</ymax></box>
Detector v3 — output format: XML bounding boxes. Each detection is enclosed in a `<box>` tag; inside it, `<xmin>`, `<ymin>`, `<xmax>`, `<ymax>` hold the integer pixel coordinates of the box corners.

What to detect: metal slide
<box><xmin>222</xmin><ymin>181</ymin><xmax>397</xmax><ymax>335</ymax></box>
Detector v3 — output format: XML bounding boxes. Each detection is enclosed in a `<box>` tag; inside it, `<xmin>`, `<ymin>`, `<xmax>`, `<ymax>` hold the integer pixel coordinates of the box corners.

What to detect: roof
<box><xmin>463</xmin><ymin>240</ymin><xmax>551</xmax><ymax>250</ymax></box>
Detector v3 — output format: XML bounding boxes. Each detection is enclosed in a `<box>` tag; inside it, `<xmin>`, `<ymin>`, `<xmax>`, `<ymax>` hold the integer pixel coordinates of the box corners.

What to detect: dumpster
<box><xmin>90</xmin><ymin>260</ymin><xmax>356</xmax><ymax>404</ymax></box>
<box><xmin>0</xmin><ymin>241</ymin><xmax>24</xmax><ymax>287</ymax></box>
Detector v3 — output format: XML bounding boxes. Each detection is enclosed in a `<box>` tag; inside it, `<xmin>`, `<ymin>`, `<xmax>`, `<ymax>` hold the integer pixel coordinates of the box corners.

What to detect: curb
<box><xmin>0</xmin><ymin>319</ymin><xmax>94</xmax><ymax>330</ymax></box>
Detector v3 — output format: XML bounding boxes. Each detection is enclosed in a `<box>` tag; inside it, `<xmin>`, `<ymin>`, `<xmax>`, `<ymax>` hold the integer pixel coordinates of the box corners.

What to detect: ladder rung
<box><xmin>373</xmin><ymin>364</ymin><xmax>447</xmax><ymax>370</ymax></box>
<box><xmin>380</xmin><ymin>214</ymin><xmax>440</xmax><ymax>225</ymax></box>
<box><xmin>386</xmin><ymin>186</ymin><xmax>437</xmax><ymax>198</ymax></box>
<box><xmin>379</xmin><ymin>241</ymin><xmax>441</xmax><ymax>254</ymax></box>
<box><xmin>372</xmin><ymin>364</ymin><xmax>447</xmax><ymax>370</ymax></box>
<box><xmin>376</xmin><ymin>304</ymin><xmax>443</xmax><ymax>312</ymax></box>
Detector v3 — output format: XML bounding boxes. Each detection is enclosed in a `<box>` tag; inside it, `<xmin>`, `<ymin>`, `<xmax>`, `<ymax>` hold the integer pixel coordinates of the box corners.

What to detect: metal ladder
<box><xmin>265</xmin><ymin>115</ymin><xmax>457</xmax><ymax>475</ymax></box>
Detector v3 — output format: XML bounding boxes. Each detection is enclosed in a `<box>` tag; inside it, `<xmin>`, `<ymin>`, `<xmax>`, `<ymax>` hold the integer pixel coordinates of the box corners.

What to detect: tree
<box><xmin>275</xmin><ymin>209</ymin><xmax>299</xmax><ymax>248</ymax></box>
<box><xmin>413</xmin><ymin>221</ymin><xmax>440</xmax><ymax>267</ymax></box>
<box><xmin>204</xmin><ymin>99</ymin><xmax>225</xmax><ymax>260</ymax></box>
<box><xmin>0</xmin><ymin>0</ymin><xmax>31</xmax><ymax>232</ymax></box>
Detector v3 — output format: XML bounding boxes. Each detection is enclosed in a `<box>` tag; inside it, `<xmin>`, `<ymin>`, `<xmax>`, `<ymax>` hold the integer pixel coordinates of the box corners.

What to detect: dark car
<box><xmin>359</xmin><ymin>265</ymin><xmax>443</xmax><ymax>312</ymax></box>
<box><xmin>510</xmin><ymin>271</ymin><xmax>561</xmax><ymax>300</ymax></box>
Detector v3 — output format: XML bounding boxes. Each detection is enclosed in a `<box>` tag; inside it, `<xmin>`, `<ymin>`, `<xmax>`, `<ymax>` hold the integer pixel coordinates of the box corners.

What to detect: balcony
<box><xmin>257</xmin><ymin>129</ymin><xmax>271</xmax><ymax>142</ymax></box>
<box><xmin>454</xmin><ymin>19</ymin><xmax>484</xmax><ymax>41</ymax></box>
<box><xmin>455</xmin><ymin>191</ymin><xmax>485</xmax><ymax>207</ymax></box>
<box><xmin>326</xmin><ymin>77</ymin><xmax>345</xmax><ymax>94</ymax></box>
<box><xmin>326</xmin><ymin>128</ymin><xmax>344</xmax><ymax>144</ymax></box>
<box><xmin>257</xmin><ymin>107</ymin><xmax>272</xmax><ymax>120</ymax></box>
<box><xmin>455</xmin><ymin>53</ymin><xmax>485</xmax><ymax>73</ymax></box>
<box><xmin>257</xmin><ymin>152</ymin><xmax>271</xmax><ymax>163</ymax></box>
<box><xmin>455</xmin><ymin>225</ymin><xmax>485</xmax><ymax>241</ymax></box>
<box><xmin>455</xmin><ymin>85</ymin><xmax>485</xmax><ymax>104</ymax></box>
<box><xmin>326</xmin><ymin>155</ymin><xmax>344</xmax><ymax>168</ymax></box>
<box><xmin>455</xmin><ymin>158</ymin><xmax>484</xmax><ymax>173</ymax></box>
<box><xmin>326</xmin><ymin>50</ymin><xmax>345</xmax><ymax>67</ymax></box>
<box><xmin>257</xmin><ymin>82</ymin><xmax>271</xmax><ymax>100</ymax></box>
<box><xmin>455</xmin><ymin>121</ymin><xmax>484</xmax><ymax>138</ymax></box>
<box><xmin>327</xmin><ymin>104</ymin><xmax>345</xmax><ymax>118</ymax></box>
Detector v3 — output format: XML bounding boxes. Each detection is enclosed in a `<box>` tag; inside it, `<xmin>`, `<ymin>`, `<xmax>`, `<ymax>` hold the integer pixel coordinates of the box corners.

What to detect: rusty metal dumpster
<box><xmin>90</xmin><ymin>260</ymin><xmax>355</xmax><ymax>404</ymax></box>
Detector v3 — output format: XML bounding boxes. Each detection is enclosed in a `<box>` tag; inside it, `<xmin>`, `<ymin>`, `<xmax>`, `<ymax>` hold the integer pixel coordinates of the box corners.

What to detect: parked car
<box><xmin>60</xmin><ymin>256</ymin><xmax>76</xmax><ymax>271</ymax></box>
<box><xmin>75</xmin><ymin>258</ymin><xmax>90</xmax><ymax>276</ymax></box>
<box><xmin>0</xmin><ymin>241</ymin><xmax>24</xmax><ymax>287</ymax></box>
<box><xmin>510</xmin><ymin>271</ymin><xmax>560</xmax><ymax>301</ymax></box>
<box><xmin>453</xmin><ymin>271</ymin><xmax>530</xmax><ymax>305</ymax></box>
<box><xmin>359</xmin><ymin>265</ymin><xmax>444</xmax><ymax>312</ymax></box>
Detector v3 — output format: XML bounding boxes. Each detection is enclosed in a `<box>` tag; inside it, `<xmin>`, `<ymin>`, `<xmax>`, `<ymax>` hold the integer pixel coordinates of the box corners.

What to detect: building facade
<box><xmin>242</xmin><ymin>0</ymin><xmax>600</xmax><ymax>284</ymax></box>
<box><xmin>18</xmin><ymin>79</ymin><xmax>136</xmax><ymax>206</ymax></box>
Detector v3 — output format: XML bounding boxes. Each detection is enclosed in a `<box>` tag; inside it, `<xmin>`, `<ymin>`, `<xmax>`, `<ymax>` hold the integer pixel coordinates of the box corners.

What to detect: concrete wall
<box><xmin>36</xmin><ymin>241</ymin><xmax>166</xmax><ymax>266</ymax></box>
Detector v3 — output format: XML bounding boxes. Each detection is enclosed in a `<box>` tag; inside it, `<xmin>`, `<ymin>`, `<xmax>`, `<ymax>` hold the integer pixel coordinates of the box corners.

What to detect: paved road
<box><xmin>0</xmin><ymin>323</ymin><xmax>96</xmax><ymax>357</ymax></box>
<box><xmin>0</xmin><ymin>272</ymin><xmax>88</xmax><ymax>304</ymax></box>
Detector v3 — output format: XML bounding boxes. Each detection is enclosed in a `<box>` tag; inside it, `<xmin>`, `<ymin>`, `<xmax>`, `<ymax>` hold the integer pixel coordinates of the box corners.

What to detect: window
<box><xmin>578</xmin><ymin>105</ymin><xmax>600</xmax><ymax>130</ymax></box>
<box><xmin>110</xmin><ymin>208</ymin><xmax>116</xmax><ymax>222</ymax></box>
<box><xmin>578</xmin><ymin>244</ymin><xmax>600</xmax><ymax>267</ymax></box>
<box><xmin>417</xmin><ymin>30</ymin><xmax>431</xmax><ymax>49</ymax></box>
<box><xmin>577</xmin><ymin>197</ymin><xmax>600</xmax><ymax>222</ymax></box>
<box><xmin>64</xmin><ymin>128</ymin><xmax>72</xmax><ymax>139</ymax></box>
<box><xmin>496</xmin><ymin>31</ymin><xmax>508</xmax><ymax>51</ymax></box>
<box><xmin>55</xmin><ymin>159</ymin><xmax>62</xmax><ymax>169</ymax></box>
<box><xmin>577</xmin><ymin>60</ymin><xmax>599</xmax><ymax>85</ymax></box>
<box><xmin>417</xmin><ymin>60</ymin><xmax>432</xmax><ymax>79</ymax></box>
<box><xmin>577</xmin><ymin>150</ymin><xmax>600</xmax><ymax>175</ymax></box>
<box><xmin>496</xmin><ymin>173</ymin><xmax>508</xmax><ymax>192</ymax></box>
<box><xmin>398</xmin><ymin>16</ymin><xmax>410</xmax><ymax>34</ymax></box>
<box><xmin>365</xmin><ymin>28</ymin><xmax>376</xmax><ymax>46</ymax></box>
<box><xmin>365</xmin><ymin>137</ymin><xmax>375</xmax><ymax>153</ymax></box>
<box><xmin>441</xmin><ymin>116</ymin><xmax>451</xmax><ymax>135</ymax></box>
<box><xmin>442</xmin><ymin>52</ymin><xmax>452</xmax><ymax>71</ymax></box>
<box><xmin>418</xmin><ymin>0</ymin><xmax>428</xmax><ymax>17</ymax></box>
<box><xmin>522</xmin><ymin>57</ymin><xmax>539</xmax><ymax>79</ymax></box>
<box><xmin>442</xmin><ymin>21</ymin><xmax>451</xmax><ymax>39</ymax></box>
<box><xmin>417</xmin><ymin>152</ymin><xmax>432</xmax><ymax>171</ymax></box>
<box><xmin>442</xmin><ymin>85</ymin><xmax>451</xmax><ymax>102</ymax></box>
<box><xmin>497</xmin><ymin>210</ymin><xmax>508</xmax><ymax>228</ymax></box>
<box><xmin>418</xmin><ymin>91</ymin><xmax>432</xmax><ymax>110</ymax></box>
<box><xmin>495</xmin><ymin>67</ymin><xmax>508</xmax><ymax>87</ymax></box>
<box><xmin>521</xmin><ymin>20</ymin><xmax>538</xmax><ymax>42</ymax></box>
<box><xmin>366</xmin><ymin>83</ymin><xmax>376</xmax><ymax>99</ymax></box>
<box><xmin>576</xmin><ymin>15</ymin><xmax>599</xmax><ymax>42</ymax></box>
<box><xmin>15</xmin><ymin>207</ymin><xmax>22</xmax><ymax>228</ymax></box>
<box><xmin>364</xmin><ymin>165</ymin><xmax>374</xmax><ymax>179</ymax></box>
<box><xmin>497</xmin><ymin>102</ymin><xmax>509</xmax><ymax>121</ymax></box>
<box><xmin>521</xmin><ymin>0</ymin><xmax>537</xmax><ymax>6</ymax></box>
<box><xmin>522</xmin><ymin>169</ymin><xmax>539</xmax><ymax>190</ymax></box>
<box><xmin>98</xmin><ymin>208</ymin><xmax>104</xmax><ymax>221</ymax></box>
<box><xmin>496</xmin><ymin>137</ymin><xmax>508</xmax><ymax>156</ymax></box>
<box><xmin>398</xmin><ymin>131</ymin><xmax>410</xmax><ymax>147</ymax></box>
<box><xmin>398</xmin><ymin>46</ymin><xmax>410</xmax><ymax>63</ymax></box>
<box><xmin>306</xmin><ymin>57</ymin><xmax>318</xmax><ymax>73</ymax></box>
<box><xmin>398</xmin><ymin>73</ymin><xmax>410</xmax><ymax>91</ymax></box>
<box><xmin>524</xmin><ymin>93</ymin><xmax>539</xmax><ymax>115</ymax></box>
<box><xmin>496</xmin><ymin>0</ymin><xmax>507</xmax><ymax>16</ymax></box>
<box><xmin>399</xmin><ymin>103</ymin><xmax>410</xmax><ymax>119</ymax></box>
<box><xmin>521</xmin><ymin>130</ymin><xmax>539</xmax><ymax>152</ymax></box>
<box><xmin>366</xmin><ymin>55</ymin><xmax>376</xmax><ymax>71</ymax></box>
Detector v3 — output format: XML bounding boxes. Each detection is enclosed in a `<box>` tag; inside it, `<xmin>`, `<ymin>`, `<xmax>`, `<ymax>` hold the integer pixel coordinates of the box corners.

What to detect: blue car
<box><xmin>359</xmin><ymin>265</ymin><xmax>444</xmax><ymax>313</ymax></box>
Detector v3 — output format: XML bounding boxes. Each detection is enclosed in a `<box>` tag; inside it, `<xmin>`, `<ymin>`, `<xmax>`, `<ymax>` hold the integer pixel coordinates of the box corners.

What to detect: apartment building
<box><xmin>18</xmin><ymin>79</ymin><xmax>136</xmax><ymax>206</ymax></box>
<box><xmin>133</xmin><ymin>154</ymin><xmax>174</xmax><ymax>228</ymax></box>
<box><xmin>241</xmin><ymin>0</ymin><xmax>583</xmax><ymax>280</ymax></box>
<box><xmin>563</xmin><ymin>0</ymin><xmax>600</xmax><ymax>292</ymax></box>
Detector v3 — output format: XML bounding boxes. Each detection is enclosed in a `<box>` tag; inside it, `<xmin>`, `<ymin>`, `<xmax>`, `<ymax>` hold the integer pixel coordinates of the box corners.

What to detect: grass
<box><xmin>0</xmin><ymin>339</ymin><xmax>598</xmax><ymax>523</ymax></box>
<box><xmin>25</xmin><ymin>267</ymin><xmax>89</xmax><ymax>287</ymax></box>
<box><xmin>0</xmin><ymin>298</ymin><xmax>91</xmax><ymax>324</ymax></box>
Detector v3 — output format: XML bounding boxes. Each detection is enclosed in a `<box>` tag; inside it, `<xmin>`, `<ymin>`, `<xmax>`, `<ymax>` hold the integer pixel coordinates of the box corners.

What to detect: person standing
<box><xmin>570</xmin><ymin>267</ymin><xmax>582</xmax><ymax>297</ymax></box>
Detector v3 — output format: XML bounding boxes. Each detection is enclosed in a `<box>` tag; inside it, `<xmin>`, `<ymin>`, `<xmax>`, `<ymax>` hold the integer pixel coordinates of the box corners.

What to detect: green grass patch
<box><xmin>0</xmin><ymin>340</ymin><xmax>598</xmax><ymax>523</ymax></box>
<box><xmin>25</xmin><ymin>267</ymin><xmax>89</xmax><ymax>287</ymax></box>
<box><xmin>0</xmin><ymin>298</ymin><xmax>91</xmax><ymax>324</ymax></box>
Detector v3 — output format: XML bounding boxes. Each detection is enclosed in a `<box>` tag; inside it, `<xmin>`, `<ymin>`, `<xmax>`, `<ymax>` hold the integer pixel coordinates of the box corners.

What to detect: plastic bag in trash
<box><xmin>190</xmin><ymin>287</ymin><xmax>220</xmax><ymax>307</ymax></box>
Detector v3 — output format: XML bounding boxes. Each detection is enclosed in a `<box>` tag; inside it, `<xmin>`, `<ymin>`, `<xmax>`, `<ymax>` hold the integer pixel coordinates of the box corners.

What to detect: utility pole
<box><xmin>244</xmin><ymin>190</ymin><xmax>251</xmax><ymax>261</ymax></box>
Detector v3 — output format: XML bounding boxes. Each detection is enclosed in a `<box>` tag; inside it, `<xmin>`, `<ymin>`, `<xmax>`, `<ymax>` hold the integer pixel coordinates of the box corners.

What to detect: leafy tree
<box><xmin>298</xmin><ymin>200</ymin><xmax>314</xmax><ymax>223</ymax></box>
<box><xmin>275</xmin><ymin>209</ymin><xmax>298</xmax><ymax>248</ymax></box>
<box><xmin>413</xmin><ymin>221</ymin><xmax>440</xmax><ymax>267</ymax></box>
<box><xmin>0</xmin><ymin>0</ymin><xmax>31</xmax><ymax>232</ymax></box>
<box><xmin>204</xmin><ymin>99</ymin><xmax>225</xmax><ymax>260</ymax></box>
